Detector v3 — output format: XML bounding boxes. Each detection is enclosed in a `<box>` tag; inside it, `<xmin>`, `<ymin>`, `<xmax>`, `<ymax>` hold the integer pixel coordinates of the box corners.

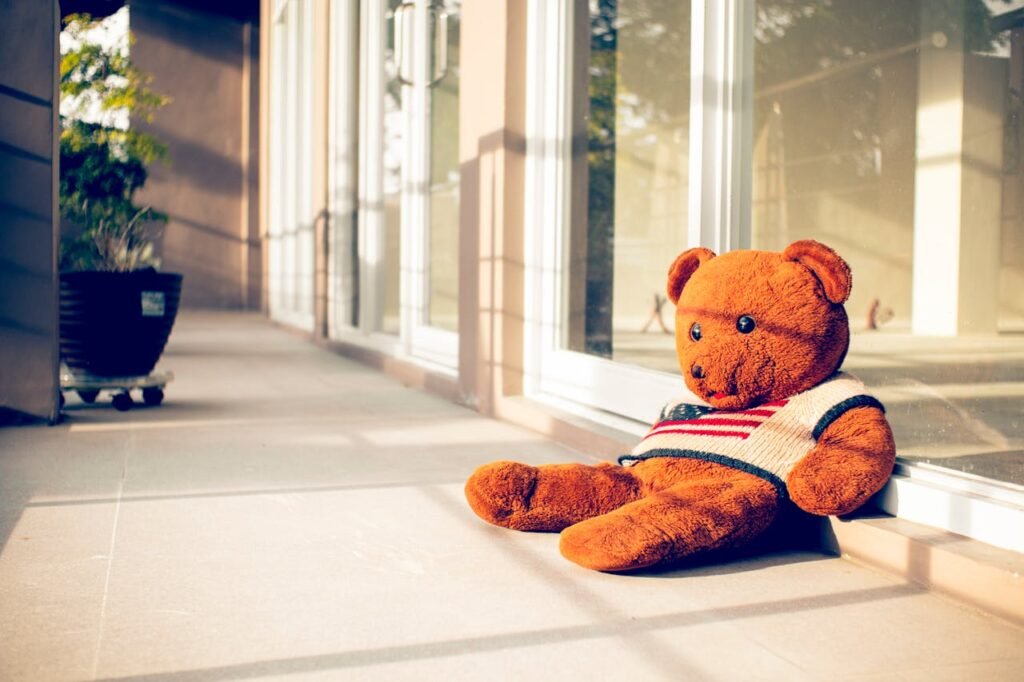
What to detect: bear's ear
<box><xmin>783</xmin><ymin>240</ymin><xmax>852</xmax><ymax>304</ymax></box>
<box><xmin>667</xmin><ymin>247</ymin><xmax>716</xmax><ymax>304</ymax></box>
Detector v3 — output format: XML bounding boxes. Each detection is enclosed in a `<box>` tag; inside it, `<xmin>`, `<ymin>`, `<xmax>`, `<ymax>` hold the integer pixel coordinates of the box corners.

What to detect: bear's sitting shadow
<box><xmin>622</xmin><ymin>503</ymin><xmax>864</xmax><ymax>579</ymax></box>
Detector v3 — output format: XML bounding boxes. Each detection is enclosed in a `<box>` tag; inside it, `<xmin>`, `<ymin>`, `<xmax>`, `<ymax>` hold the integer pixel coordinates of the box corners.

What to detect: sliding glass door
<box><xmin>352</xmin><ymin>0</ymin><xmax>461</xmax><ymax>366</ymax></box>
<box><xmin>269</xmin><ymin>0</ymin><xmax>316</xmax><ymax>331</ymax></box>
<box><xmin>525</xmin><ymin>0</ymin><xmax>1023</xmax><ymax>551</ymax></box>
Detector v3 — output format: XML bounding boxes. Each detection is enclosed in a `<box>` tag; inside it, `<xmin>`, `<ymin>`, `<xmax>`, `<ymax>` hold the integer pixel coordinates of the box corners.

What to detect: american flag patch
<box><xmin>643</xmin><ymin>399</ymin><xmax>789</xmax><ymax>441</ymax></box>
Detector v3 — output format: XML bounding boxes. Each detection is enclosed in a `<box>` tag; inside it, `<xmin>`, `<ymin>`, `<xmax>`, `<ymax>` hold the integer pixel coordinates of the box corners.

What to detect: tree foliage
<box><xmin>59</xmin><ymin>12</ymin><xmax>169</xmax><ymax>272</ymax></box>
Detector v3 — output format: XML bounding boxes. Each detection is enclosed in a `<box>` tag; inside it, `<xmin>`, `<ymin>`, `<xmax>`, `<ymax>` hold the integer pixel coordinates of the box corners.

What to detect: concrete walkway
<box><xmin>1</xmin><ymin>312</ymin><xmax>1021</xmax><ymax>681</ymax></box>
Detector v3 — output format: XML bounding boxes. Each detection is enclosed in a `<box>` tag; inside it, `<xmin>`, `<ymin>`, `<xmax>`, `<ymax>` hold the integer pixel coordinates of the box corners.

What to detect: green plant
<box><xmin>59</xmin><ymin>12</ymin><xmax>169</xmax><ymax>272</ymax></box>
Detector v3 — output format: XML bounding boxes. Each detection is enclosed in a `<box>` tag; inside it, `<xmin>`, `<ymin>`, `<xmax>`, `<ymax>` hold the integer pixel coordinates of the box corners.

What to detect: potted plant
<box><xmin>58</xmin><ymin>12</ymin><xmax>181</xmax><ymax>401</ymax></box>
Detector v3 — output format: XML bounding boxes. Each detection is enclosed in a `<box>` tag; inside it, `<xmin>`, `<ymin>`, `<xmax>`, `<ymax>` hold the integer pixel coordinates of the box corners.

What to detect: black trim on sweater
<box><xmin>617</xmin><ymin>448</ymin><xmax>787</xmax><ymax>500</ymax></box>
<box><xmin>811</xmin><ymin>395</ymin><xmax>885</xmax><ymax>440</ymax></box>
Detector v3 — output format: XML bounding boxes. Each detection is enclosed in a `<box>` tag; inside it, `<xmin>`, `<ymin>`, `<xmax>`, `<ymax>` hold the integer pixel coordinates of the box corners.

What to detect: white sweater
<box><xmin>618</xmin><ymin>372</ymin><xmax>884</xmax><ymax>498</ymax></box>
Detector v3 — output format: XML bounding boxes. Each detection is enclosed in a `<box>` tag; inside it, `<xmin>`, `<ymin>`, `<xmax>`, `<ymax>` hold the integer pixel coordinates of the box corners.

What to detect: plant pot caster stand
<box><xmin>60</xmin><ymin>366</ymin><xmax>174</xmax><ymax>411</ymax></box>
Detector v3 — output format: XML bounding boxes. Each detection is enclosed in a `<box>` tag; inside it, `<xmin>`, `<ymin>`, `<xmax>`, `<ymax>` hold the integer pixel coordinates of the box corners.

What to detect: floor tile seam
<box><xmin>90</xmin><ymin>450</ymin><xmax>129</xmax><ymax>680</ymax></box>
<box><xmin>837</xmin><ymin>552</ymin><xmax>1024</xmax><ymax>632</ymax></box>
<box><xmin>827</xmin><ymin>653</ymin><xmax>1024</xmax><ymax>680</ymax></box>
<box><xmin>731</xmin><ymin>626</ymin><xmax>817</xmax><ymax>681</ymax></box>
<box><xmin>57</xmin><ymin>417</ymin><xmax>486</xmax><ymax>437</ymax></box>
<box><xmin>19</xmin><ymin>478</ymin><xmax>473</xmax><ymax>510</ymax></box>
<box><xmin>727</xmin><ymin>577</ymin><xmax>934</xmax><ymax>674</ymax></box>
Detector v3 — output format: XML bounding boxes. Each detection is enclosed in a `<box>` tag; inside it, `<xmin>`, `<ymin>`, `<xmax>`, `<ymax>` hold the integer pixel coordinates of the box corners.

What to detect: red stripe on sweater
<box><xmin>654</xmin><ymin>417</ymin><xmax>764</xmax><ymax>428</ymax></box>
<box><xmin>728</xmin><ymin>408</ymin><xmax>779</xmax><ymax>417</ymax></box>
<box><xmin>643</xmin><ymin>428</ymin><xmax>751</xmax><ymax>441</ymax></box>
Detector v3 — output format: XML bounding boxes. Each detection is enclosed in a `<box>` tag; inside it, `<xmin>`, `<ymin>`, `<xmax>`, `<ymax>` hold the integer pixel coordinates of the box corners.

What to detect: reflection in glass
<box><xmin>753</xmin><ymin>0</ymin><xmax>1023</xmax><ymax>486</ymax></box>
<box><xmin>428</xmin><ymin>0</ymin><xmax>460</xmax><ymax>331</ymax></box>
<box><xmin>381</xmin><ymin>0</ymin><xmax>404</xmax><ymax>335</ymax></box>
<box><xmin>568</xmin><ymin>0</ymin><xmax>691</xmax><ymax>371</ymax></box>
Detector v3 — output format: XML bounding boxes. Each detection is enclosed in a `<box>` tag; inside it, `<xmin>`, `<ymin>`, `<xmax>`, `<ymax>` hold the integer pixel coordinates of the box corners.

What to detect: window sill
<box><xmin>823</xmin><ymin>514</ymin><xmax>1024</xmax><ymax>628</ymax></box>
<box><xmin>316</xmin><ymin>333</ymin><xmax>461</xmax><ymax>404</ymax></box>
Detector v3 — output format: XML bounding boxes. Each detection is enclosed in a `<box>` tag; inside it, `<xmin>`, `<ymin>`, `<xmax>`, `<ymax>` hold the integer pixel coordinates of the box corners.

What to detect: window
<box><xmin>526</xmin><ymin>0</ymin><xmax>1023</xmax><ymax>550</ymax></box>
<box><xmin>525</xmin><ymin>0</ymin><xmax>734</xmax><ymax>423</ymax></box>
<box><xmin>268</xmin><ymin>0</ymin><xmax>316</xmax><ymax>331</ymax></box>
<box><xmin>567</xmin><ymin>0</ymin><xmax>691</xmax><ymax>372</ymax></box>
<box><xmin>751</xmin><ymin>0</ymin><xmax>1023</xmax><ymax>492</ymax></box>
<box><xmin>328</xmin><ymin>0</ymin><xmax>460</xmax><ymax>368</ymax></box>
<box><xmin>428</xmin><ymin>1</ymin><xmax>461</xmax><ymax>332</ymax></box>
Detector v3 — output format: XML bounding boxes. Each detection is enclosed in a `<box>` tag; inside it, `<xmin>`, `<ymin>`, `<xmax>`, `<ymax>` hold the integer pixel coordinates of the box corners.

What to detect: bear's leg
<box><xmin>558</xmin><ymin>472</ymin><xmax>778</xmax><ymax>572</ymax></box>
<box><xmin>465</xmin><ymin>461</ymin><xmax>643</xmax><ymax>532</ymax></box>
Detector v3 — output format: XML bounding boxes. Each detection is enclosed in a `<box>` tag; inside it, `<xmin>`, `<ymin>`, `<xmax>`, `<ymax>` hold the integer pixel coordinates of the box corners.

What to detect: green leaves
<box><xmin>59</xmin><ymin>13</ymin><xmax>169</xmax><ymax>272</ymax></box>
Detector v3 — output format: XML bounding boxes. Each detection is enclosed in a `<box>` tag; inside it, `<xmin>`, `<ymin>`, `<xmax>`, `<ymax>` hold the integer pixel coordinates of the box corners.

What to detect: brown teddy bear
<box><xmin>465</xmin><ymin>240</ymin><xmax>896</xmax><ymax>572</ymax></box>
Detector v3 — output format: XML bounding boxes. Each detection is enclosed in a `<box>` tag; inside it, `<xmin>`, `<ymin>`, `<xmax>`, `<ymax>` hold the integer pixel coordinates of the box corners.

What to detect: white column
<box><xmin>912</xmin><ymin>7</ymin><xmax>1003</xmax><ymax>335</ymax></box>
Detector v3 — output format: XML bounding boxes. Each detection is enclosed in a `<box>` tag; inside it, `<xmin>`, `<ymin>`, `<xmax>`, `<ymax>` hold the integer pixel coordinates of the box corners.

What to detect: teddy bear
<box><xmin>465</xmin><ymin>240</ymin><xmax>896</xmax><ymax>572</ymax></box>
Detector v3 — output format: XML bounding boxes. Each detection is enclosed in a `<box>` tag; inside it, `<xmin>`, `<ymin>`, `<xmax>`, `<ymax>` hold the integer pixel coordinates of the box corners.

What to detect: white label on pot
<box><xmin>141</xmin><ymin>291</ymin><xmax>165</xmax><ymax>317</ymax></box>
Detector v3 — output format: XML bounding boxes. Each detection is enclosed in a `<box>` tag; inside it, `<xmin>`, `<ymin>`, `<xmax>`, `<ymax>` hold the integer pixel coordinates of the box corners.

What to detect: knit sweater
<box><xmin>618</xmin><ymin>372</ymin><xmax>884</xmax><ymax>498</ymax></box>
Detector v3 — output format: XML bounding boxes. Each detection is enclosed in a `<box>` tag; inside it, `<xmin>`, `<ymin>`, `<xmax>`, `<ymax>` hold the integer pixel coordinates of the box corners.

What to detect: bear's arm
<box><xmin>786</xmin><ymin>405</ymin><xmax>896</xmax><ymax>516</ymax></box>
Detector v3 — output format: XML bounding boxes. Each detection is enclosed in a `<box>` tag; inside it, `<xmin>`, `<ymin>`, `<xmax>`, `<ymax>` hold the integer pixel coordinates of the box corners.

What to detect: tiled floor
<box><xmin>1</xmin><ymin>312</ymin><xmax>1021</xmax><ymax>681</ymax></box>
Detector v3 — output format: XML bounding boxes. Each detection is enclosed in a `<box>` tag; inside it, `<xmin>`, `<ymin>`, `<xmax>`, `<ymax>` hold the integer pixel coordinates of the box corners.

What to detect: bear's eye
<box><xmin>689</xmin><ymin>322</ymin><xmax>702</xmax><ymax>342</ymax></box>
<box><xmin>736</xmin><ymin>315</ymin><xmax>756</xmax><ymax>334</ymax></box>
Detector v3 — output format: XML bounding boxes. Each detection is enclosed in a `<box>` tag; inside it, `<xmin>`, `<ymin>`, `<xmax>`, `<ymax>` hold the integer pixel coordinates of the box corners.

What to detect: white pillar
<box><xmin>912</xmin><ymin>6</ymin><xmax>1004</xmax><ymax>335</ymax></box>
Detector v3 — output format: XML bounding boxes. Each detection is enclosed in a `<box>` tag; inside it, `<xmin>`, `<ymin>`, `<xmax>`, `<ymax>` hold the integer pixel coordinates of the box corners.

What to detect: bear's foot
<box><xmin>465</xmin><ymin>461</ymin><xmax>541</xmax><ymax>529</ymax></box>
<box><xmin>465</xmin><ymin>461</ymin><xmax>643</xmax><ymax>532</ymax></box>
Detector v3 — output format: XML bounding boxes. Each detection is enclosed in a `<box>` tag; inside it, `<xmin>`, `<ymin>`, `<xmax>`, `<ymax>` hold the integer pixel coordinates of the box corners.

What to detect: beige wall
<box><xmin>457</xmin><ymin>0</ymin><xmax>527</xmax><ymax>415</ymax></box>
<box><xmin>0</xmin><ymin>0</ymin><xmax>59</xmax><ymax>421</ymax></box>
<box><xmin>132</xmin><ymin>0</ymin><xmax>262</xmax><ymax>310</ymax></box>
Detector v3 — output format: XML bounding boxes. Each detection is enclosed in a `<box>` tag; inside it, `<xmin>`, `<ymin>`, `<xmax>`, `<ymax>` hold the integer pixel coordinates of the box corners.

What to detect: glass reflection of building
<box><xmin>569</xmin><ymin>0</ymin><xmax>1023</xmax><ymax>487</ymax></box>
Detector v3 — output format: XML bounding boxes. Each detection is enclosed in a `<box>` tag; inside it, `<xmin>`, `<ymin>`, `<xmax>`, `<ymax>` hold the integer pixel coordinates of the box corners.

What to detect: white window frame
<box><xmin>401</xmin><ymin>0</ymin><xmax>459</xmax><ymax>369</ymax></box>
<box><xmin>524</xmin><ymin>0</ymin><xmax>752</xmax><ymax>423</ymax></box>
<box><xmin>523</xmin><ymin>0</ymin><xmax>1024</xmax><ymax>553</ymax></box>
<box><xmin>688</xmin><ymin>0</ymin><xmax>753</xmax><ymax>253</ymax></box>
<box><xmin>355</xmin><ymin>0</ymin><xmax>395</xmax><ymax>346</ymax></box>
<box><xmin>268</xmin><ymin>0</ymin><xmax>316</xmax><ymax>332</ymax></box>
<box><xmin>332</xmin><ymin>0</ymin><xmax>457</xmax><ymax>370</ymax></box>
<box><xmin>882</xmin><ymin>462</ymin><xmax>1024</xmax><ymax>554</ymax></box>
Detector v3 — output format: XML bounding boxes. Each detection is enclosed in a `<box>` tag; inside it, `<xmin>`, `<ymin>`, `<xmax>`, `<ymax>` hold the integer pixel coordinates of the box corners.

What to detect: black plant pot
<box><xmin>60</xmin><ymin>270</ymin><xmax>183</xmax><ymax>377</ymax></box>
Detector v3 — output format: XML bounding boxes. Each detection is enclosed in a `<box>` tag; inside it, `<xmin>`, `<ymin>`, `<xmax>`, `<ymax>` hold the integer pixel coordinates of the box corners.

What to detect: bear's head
<box><xmin>668</xmin><ymin>240</ymin><xmax>852</xmax><ymax>411</ymax></box>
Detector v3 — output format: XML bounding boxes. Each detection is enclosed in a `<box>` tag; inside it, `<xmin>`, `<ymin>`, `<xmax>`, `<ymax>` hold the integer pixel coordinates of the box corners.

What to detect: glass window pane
<box><xmin>566</xmin><ymin>0</ymin><xmax>691</xmax><ymax>373</ymax></box>
<box><xmin>428</xmin><ymin>1</ymin><xmax>460</xmax><ymax>332</ymax></box>
<box><xmin>381</xmin><ymin>0</ymin><xmax>404</xmax><ymax>335</ymax></box>
<box><xmin>753</xmin><ymin>0</ymin><xmax>1024</xmax><ymax>486</ymax></box>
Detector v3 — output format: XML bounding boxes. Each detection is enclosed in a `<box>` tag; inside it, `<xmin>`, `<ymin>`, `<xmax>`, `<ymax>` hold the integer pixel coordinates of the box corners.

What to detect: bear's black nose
<box><xmin>691</xmin><ymin>365</ymin><xmax>705</xmax><ymax>379</ymax></box>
